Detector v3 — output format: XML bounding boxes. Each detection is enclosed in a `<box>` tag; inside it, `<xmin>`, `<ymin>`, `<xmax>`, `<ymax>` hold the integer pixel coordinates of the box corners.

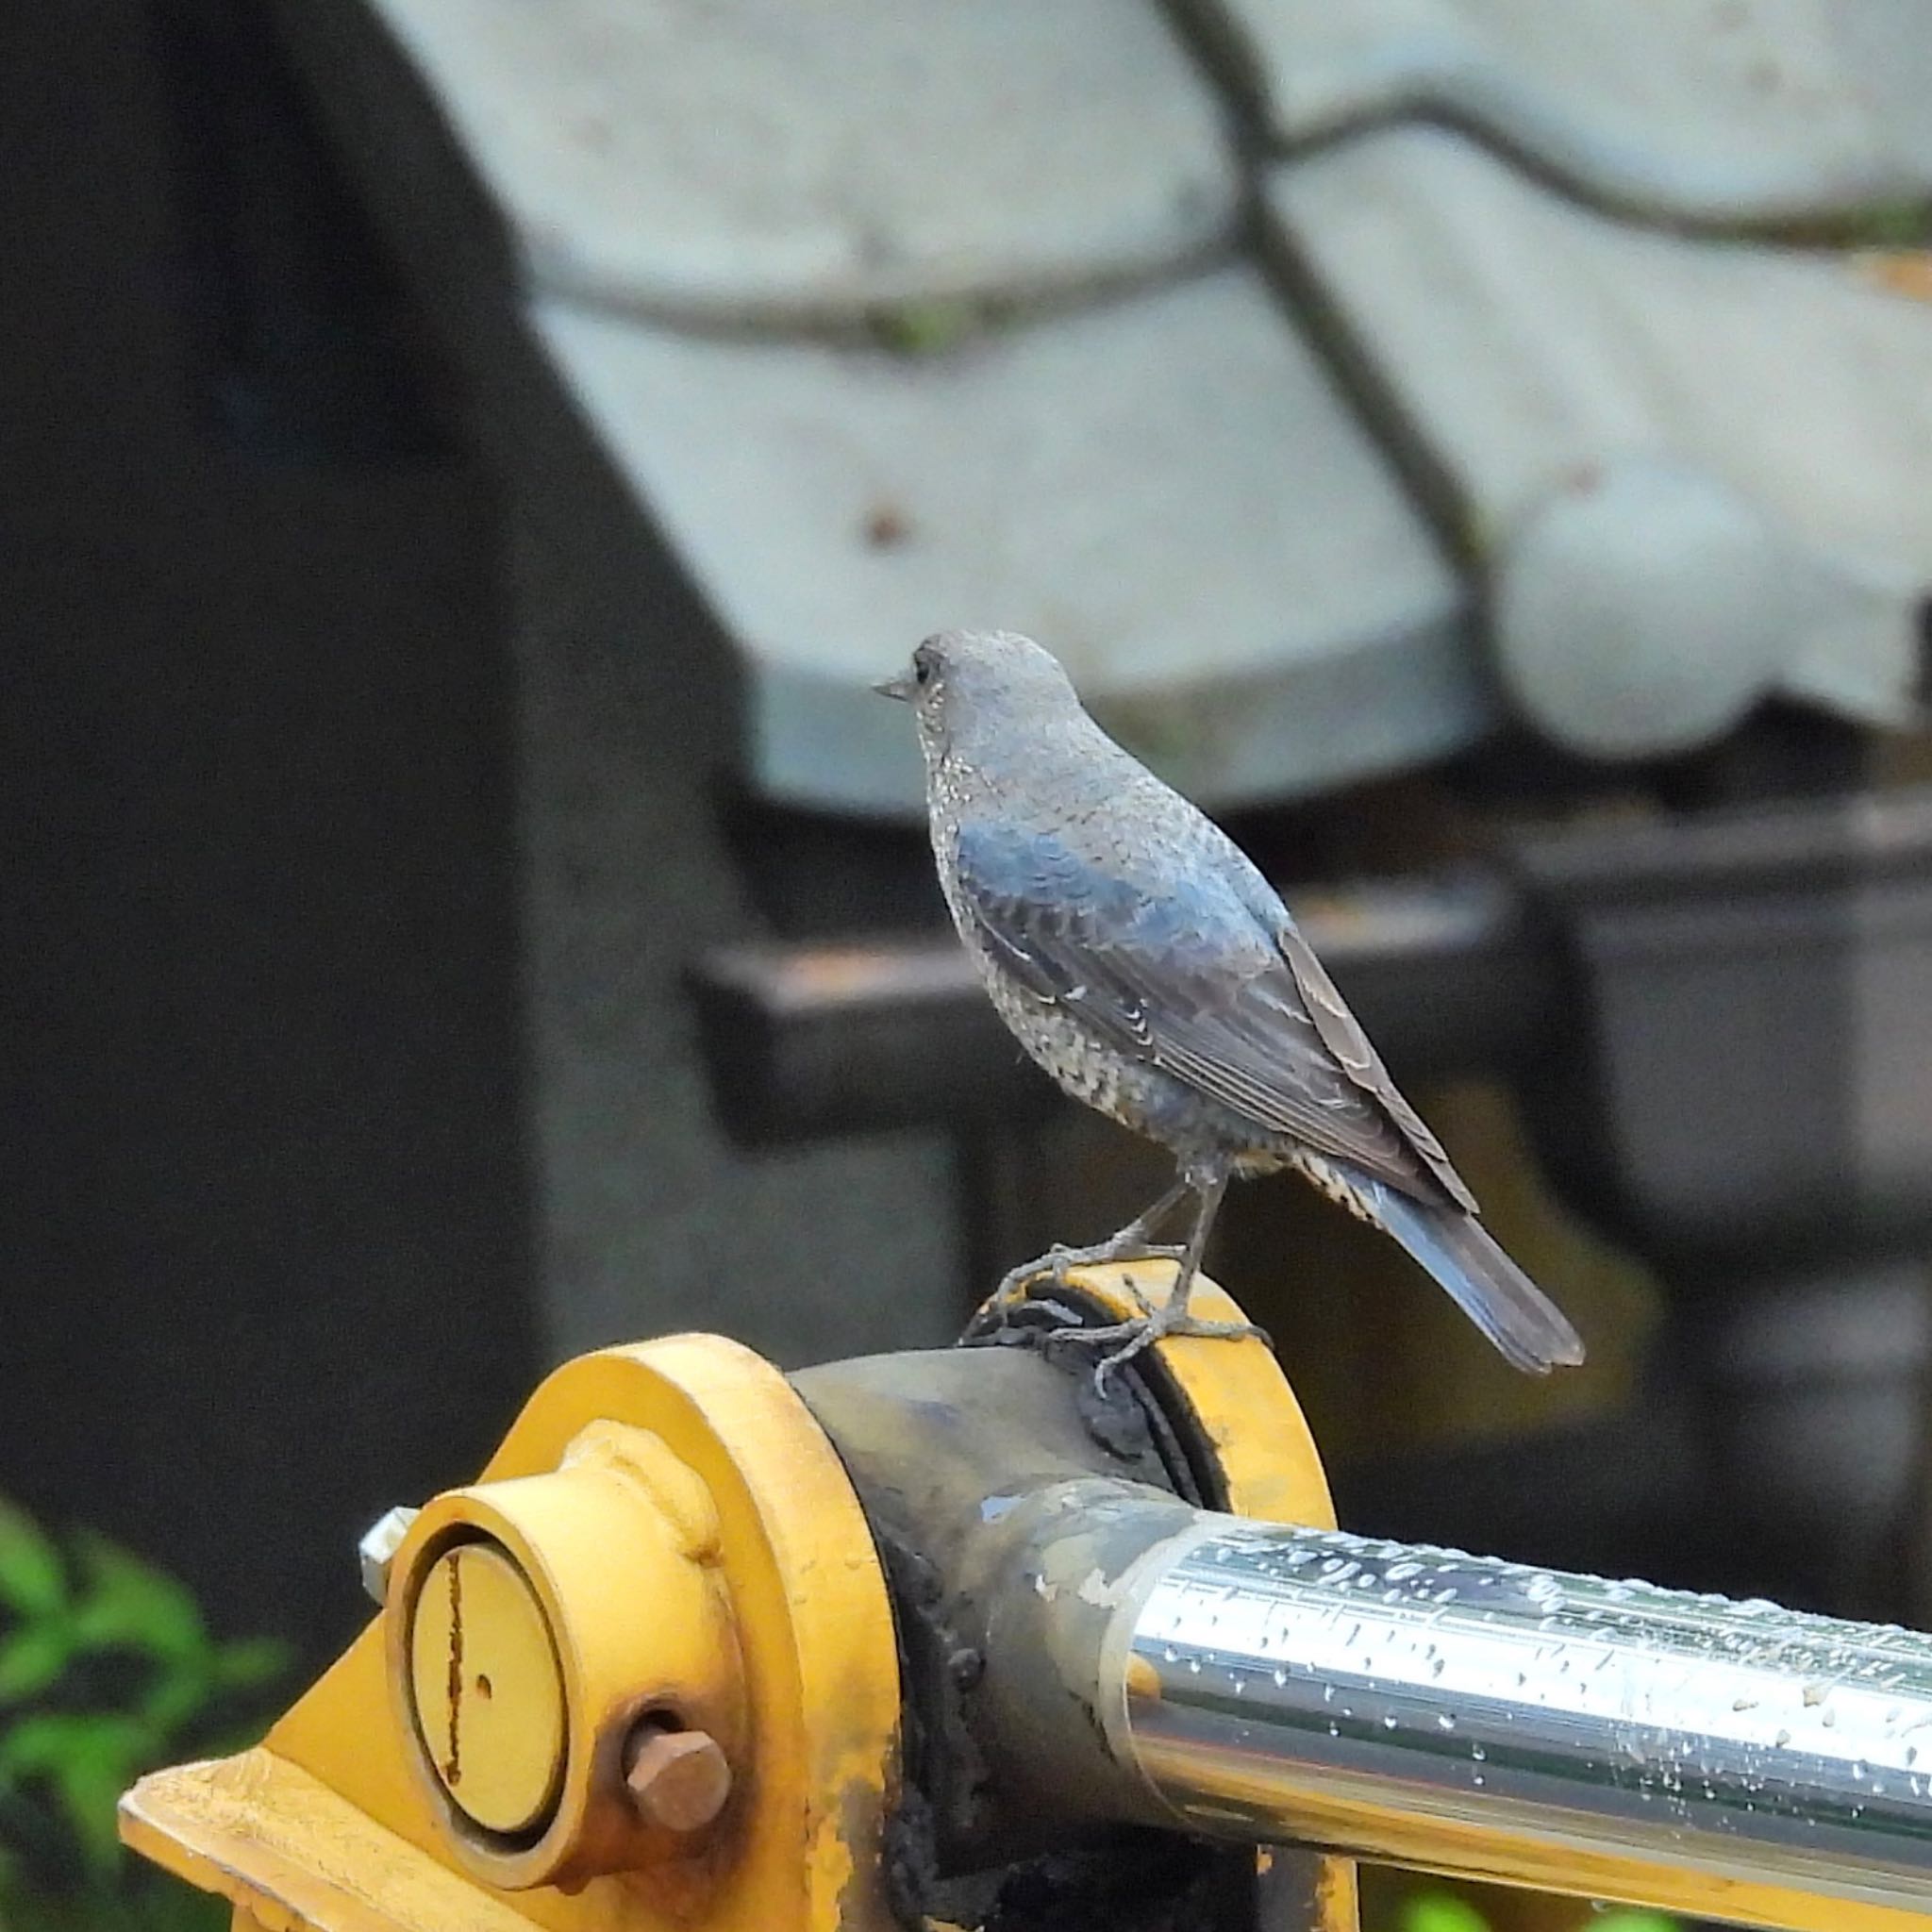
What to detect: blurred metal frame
<box><xmin>690</xmin><ymin>787</ymin><xmax>1932</xmax><ymax>1275</ymax></box>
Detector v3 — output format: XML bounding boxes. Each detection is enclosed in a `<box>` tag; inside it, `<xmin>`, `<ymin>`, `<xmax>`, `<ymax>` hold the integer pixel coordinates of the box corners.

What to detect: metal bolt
<box><xmin>624</xmin><ymin>1723</ymin><xmax>732</xmax><ymax>1832</ymax></box>
<box><xmin>358</xmin><ymin>1505</ymin><xmax>420</xmax><ymax>1606</ymax></box>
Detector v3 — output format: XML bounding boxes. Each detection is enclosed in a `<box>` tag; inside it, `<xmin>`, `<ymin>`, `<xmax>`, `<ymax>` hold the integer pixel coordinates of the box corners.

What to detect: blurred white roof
<box><xmin>275</xmin><ymin>0</ymin><xmax>1932</xmax><ymax>809</ymax></box>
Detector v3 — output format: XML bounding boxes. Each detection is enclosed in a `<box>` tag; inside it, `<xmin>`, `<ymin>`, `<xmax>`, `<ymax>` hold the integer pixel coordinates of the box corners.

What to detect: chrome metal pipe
<box><xmin>1111</xmin><ymin>1518</ymin><xmax>1932</xmax><ymax>1920</ymax></box>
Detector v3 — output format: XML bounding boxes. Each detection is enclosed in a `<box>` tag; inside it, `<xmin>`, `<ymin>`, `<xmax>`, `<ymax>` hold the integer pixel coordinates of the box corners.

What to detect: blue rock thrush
<box><xmin>876</xmin><ymin>628</ymin><xmax>1585</xmax><ymax>1381</ymax></box>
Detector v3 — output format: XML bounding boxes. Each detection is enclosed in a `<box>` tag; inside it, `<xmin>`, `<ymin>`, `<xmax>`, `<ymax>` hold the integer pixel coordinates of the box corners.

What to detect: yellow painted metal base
<box><xmin>121</xmin><ymin>1270</ymin><xmax>1896</xmax><ymax>1932</ymax></box>
<box><xmin>123</xmin><ymin>1335</ymin><xmax>902</xmax><ymax>1932</ymax></box>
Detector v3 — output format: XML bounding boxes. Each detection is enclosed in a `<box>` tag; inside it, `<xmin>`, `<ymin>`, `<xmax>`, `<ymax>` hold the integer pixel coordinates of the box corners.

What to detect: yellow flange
<box><xmin>120</xmin><ymin>1335</ymin><xmax>901</xmax><ymax>1932</ymax></box>
<box><xmin>1017</xmin><ymin>1259</ymin><xmax>1360</xmax><ymax>1932</ymax></box>
<box><xmin>121</xmin><ymin>1279</ymin><xmax>1347</xmax><ymax>1931</ymax></box>
<box><xmin>385</xmin><ymin>1414</ymin><xmax>749</xmax><ymax>1890</ymax></box>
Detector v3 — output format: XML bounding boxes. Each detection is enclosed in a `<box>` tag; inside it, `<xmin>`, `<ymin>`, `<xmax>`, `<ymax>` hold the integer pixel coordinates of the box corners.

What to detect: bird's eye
<box><xmin>913</xmin><ymin>652</ymin><xmax>934</xmax><ymax>688</ymax></box>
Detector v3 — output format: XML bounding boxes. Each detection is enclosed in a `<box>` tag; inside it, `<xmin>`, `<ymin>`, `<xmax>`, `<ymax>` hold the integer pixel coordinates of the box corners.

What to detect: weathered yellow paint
<box><xmin>122</xmin><ymin>1752</ymin><xmax>544</xmax><ymax>1932</ymax></box>
<box><xmin>123</xmin><ymin>1293</ymin><xmax>1925</xmax><ymax>1931</ymax></box>
<box><xmin>122</xmin><ymin>1335</ymin><xmax>901</xmax><ymax>1932</ymax></box>
<box><xmin>384</xmin><ymin>1416</ymin><xmax>750</xmax><ymax>1890</ymax></box>
<box><xmin>408</xmin><ymin>1541</ymin><xmax>565</xmax><ymax>1835</ymax></box>
<box><xmin>1079</xmin><ymin>1259</ymin><xmax>1339</xmax><ymax>1533</ymax></box>
<box><xmin>1049</xmin><ymin>1260</ymin><xmax>1359</xmax><ymax>1932</ymax></box>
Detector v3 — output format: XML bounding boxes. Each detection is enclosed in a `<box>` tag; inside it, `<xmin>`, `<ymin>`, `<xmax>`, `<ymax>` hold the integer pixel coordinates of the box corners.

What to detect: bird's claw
<box><xmin>1042</xmin><ymin>1310</ymin><xmax>1274</xmax><ymax>1396</ymax></box>
<box><xmin>989</xmin><ymin>1241</ymin><xmax>1188</xmax><ymax>1320</ymax></box>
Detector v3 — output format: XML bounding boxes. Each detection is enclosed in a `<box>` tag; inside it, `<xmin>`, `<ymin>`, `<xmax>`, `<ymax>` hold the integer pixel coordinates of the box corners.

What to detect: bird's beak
<box><xmin>873</xmin><ymin>672</ymin><xmax>915</xmax><ymax>702</ymax></box>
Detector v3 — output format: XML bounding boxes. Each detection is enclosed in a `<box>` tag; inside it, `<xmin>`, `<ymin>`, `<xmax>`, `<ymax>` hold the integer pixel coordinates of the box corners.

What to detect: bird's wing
<box><xmin>1274</xmin><ymin>922</ymin><xmax>1477</xmax><ymax>1212</ymax></box>
<box><xmin>955</xmin><ymin>822</ymin><xmax>1451</xmax><ymax>1200</ymax></box>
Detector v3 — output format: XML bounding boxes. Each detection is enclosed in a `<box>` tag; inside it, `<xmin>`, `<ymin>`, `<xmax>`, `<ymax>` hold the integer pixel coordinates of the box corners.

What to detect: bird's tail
<box><xmin>1341</xmin><ymin>1165</ymin><xmax>1586</xmax><ymax>1374</ymax></box>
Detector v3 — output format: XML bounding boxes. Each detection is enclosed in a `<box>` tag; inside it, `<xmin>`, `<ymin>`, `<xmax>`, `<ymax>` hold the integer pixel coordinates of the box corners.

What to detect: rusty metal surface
<box><xmin>790</xmin><ymin>1346</ymin><xmax>1183</xmax><ymax>1885</ymax></box>
<box><xmin>792</xmin><ymin>1257</ymin><xmax>1350</xmax><ymax>1930</ymax></box>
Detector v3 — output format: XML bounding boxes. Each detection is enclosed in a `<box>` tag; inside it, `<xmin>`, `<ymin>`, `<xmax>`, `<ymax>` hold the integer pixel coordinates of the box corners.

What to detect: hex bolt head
<box><xmin>624</xmin><ymin>1724</ymin><xmax>732</xmax><ymax>1832</ymax></box>
<box><xmin>358</xmin><ymin>1505</ymin><xmax>420</xmax><ymax>1606</ymax></box>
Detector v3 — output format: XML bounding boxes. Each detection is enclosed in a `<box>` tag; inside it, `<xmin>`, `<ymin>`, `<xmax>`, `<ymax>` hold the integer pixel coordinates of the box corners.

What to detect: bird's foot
<box><xmin>988</xmin><ymin>1241</ymin><xmax>1188</xmax><ymax>1320</ymax></box>
<box><xmin>1043</xmin><ymin>1305</ymin><xmax>1274</xmax><ymax>1395</ymax></box>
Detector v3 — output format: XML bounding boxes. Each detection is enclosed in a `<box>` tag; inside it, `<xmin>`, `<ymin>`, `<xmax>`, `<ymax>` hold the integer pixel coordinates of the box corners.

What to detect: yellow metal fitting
<box><xmin>124</xmin><ymin>1268</ymin><xmax>1907</xmax><ymax>1932</ymax></box>
<box><xmin>121</xmin><ymin>1335</ymin><xmax>901</xmax><ymax>1932</ymax></box>
<box><xmin>407</xmin><ymin>1541</ymin><xmax>565</xmax><ymax>1836</ymax></box>
<box><xmin>385</xmin><ymin>1415</ymin><xmax>747</xmax><ymax>1890</ymax></box>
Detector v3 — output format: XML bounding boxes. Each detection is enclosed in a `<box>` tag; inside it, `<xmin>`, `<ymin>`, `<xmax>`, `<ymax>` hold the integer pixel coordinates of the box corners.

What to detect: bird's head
<box><xmin>874</xmin><ymin>629</ymin><xmax>1083</xmax><ymax>764</ymax></box>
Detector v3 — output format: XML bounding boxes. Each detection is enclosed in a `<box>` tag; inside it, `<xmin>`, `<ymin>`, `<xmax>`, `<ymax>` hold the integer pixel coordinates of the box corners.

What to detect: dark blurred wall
<box><xmin>0</xmin><ymin>0</ymin><xmax>539</xmax><ymax>1664</ymax></box>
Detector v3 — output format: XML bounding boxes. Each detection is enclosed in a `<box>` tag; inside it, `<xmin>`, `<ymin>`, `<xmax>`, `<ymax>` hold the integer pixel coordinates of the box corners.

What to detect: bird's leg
<box><xmin>1043</xmin><ymin>1171</ymin><xmax>1271</xmax><ymax>1390</ymax></box>
<box><xmin>1158</xmin><ymin>1171</ymin><xmax>1226</xmax><ymax>1324</ymax></box>
<box><xmin>987</xmin><ymin>1175</ymin><xmax>1192</xmax><ymax>1318</ymax></box>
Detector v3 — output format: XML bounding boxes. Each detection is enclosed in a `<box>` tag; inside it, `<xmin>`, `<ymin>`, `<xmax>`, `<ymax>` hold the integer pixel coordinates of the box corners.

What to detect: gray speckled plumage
<box><xmin>879</xmin><ymin>629</ymin><xmax>1584</xmax><ymax>1376</ymax></box>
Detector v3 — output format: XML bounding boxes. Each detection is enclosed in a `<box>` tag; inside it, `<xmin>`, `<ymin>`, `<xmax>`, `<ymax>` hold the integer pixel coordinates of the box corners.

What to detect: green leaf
<box><xmin>211</xmin><ymin>1635</ymin><xmax>290</xmax><ymax>1692</ymax></box>
<box><xmin>66</xmin><ymin>1536</ymin><xmax>205</xmax><ymax>1663</ymax></box>
<box><xmin>134</xmin><ymin>1636</ymin><xmax>287</xmax><ymax>1750</ymax></box>
<box><xmin>0</xmin><ymin>1712</ymin><xmax>156</xmax><ymax>1876</ymax></box>
<box><xmin>0</xmin><ymin>1623</ymin><xmax>74</xmax><ymax>1705</ymax></box>
<box><xmin>1400</xmin><ymin>1895</ymin><xmax>1492</xmax><ymax>1932</ymax></box>
<box><xmin>135</xmin><ymin>1656</ymin><xmax>214</xmax><ymax>1740</ymax></box>
<box><xmin>0</xmin><ymin>1500</ymin><xmax>67</xmax><ymax>1620</ymax></box>
<box><xmin>139</xmin><ymin>1879</ymin><xmax>234</xmax><ymax>1932</ymax></box>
